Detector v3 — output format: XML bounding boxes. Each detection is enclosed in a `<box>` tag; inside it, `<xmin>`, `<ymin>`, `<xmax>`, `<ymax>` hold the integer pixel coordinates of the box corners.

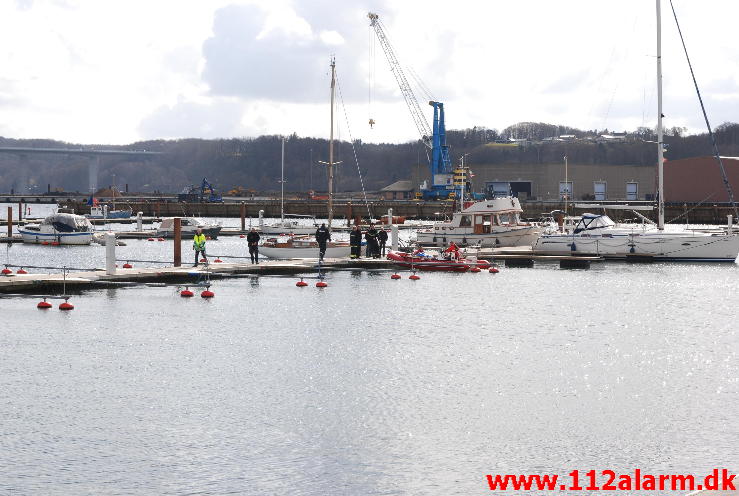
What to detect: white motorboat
<box><xmin>534</xmin><ymin>213</ymin><xmax>739</xmax><ymax>261</ymax></box>
<box><xmin>416</xmin><ymin>197</ymin><xmax>541</xmax><ymax>248</ymax></box>
<box><xmin>157</xmin><ymin>217</ymin><xmax>222</xmax><ymax>239</ymax></box>
<box><xmin>19</xmin><ymin>212</ymin><xmax>94</xmax><ymax>245</ymax></box>
<box><xmin>533</xmin><ymin>0</ymin><xmax>739</xmax><ymax>262</ymax></box>
<box><xmin>260</xmin><ymin>236</ymin><xmax>351</xmax><ymax>259</ymax></box>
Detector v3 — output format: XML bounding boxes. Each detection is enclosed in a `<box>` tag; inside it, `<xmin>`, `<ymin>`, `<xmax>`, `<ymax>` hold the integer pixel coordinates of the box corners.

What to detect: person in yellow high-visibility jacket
<box><xmin>193</xmin><ymin>228</ymin><xmax>207</xmax><ymax>266</ymax></box>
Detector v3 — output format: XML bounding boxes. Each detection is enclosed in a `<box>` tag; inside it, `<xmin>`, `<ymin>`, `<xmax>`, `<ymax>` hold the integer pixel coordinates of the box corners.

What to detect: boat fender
<box><xmin>432</xmin><ymin>237</ymin><xmax>437</xmax><ymax>242</ymax></box>
<box><xmin>495</xmin><ymin>238</ymin><xmax>500</xmax><ymax>246</ymax></box>
<box><xmin>570</xmin><ymin>242</ymin><xmax>577</xmax><ymax>252</ymax></box>
<box><xmin>462</xmin><ymin>237</ymin><xmax>467</xmax><ymax>244</ymax></box>
<box><xmin>629</xmin><ymin>245</ymin><xmax>635</xmax><ymax>254</ymax></box>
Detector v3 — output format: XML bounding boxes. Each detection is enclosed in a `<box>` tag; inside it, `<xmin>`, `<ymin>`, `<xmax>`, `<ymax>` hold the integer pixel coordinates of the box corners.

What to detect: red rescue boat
<box><xmin>386</xmin><ymin>250</ymin><xmax>491</xmax><ymax>272</ymax></box>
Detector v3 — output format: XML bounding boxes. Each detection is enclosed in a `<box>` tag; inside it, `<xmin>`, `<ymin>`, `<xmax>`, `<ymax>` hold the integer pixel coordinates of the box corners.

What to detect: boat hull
<box><xmin>18</xmin><ymin>229</ymin><xmax>93</xmax><ymax>245</ymax></box>
<box><xmin>260</xmin><ymin>245</ymin><xmax>351</xmax><ymax>259</ymax></box>
<box><xmin>417</xmin><ymin>225</ymin><xmax>541</xmax><ymax>248</ymax></box>
<box><xmin>87</xmin><ymin>210</ymin><xmax>132</xmax><ymax>219</ymax></box>
<box><xmin>533</xmin><ymin>231</ymin><xmax>739</xmax><ymax>262</ymax></box>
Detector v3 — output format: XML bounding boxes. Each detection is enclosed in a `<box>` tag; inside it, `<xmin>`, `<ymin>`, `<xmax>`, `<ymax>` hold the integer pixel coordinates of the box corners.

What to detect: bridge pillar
<box><xmin>88</xmin><ymin>157</ymin><xmax>100</xmax><ymax>193</ymax></box>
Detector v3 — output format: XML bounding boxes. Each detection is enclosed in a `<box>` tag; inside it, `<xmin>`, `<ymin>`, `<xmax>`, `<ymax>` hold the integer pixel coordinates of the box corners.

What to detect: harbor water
<box><xmin>1</xmin><ymin>244</ymin><xmax>737</xmax><ymax>494</ymax></box>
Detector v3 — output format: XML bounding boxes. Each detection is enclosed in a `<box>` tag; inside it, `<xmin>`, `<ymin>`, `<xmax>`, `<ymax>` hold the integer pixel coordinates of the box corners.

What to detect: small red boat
<box><xmin>386</xmin><ymin>250</ymin><xmax>492</xmax><ymax>272</ymax></box>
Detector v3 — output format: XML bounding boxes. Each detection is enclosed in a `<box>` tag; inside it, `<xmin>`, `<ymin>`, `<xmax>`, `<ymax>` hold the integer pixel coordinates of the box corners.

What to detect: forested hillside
<box><xmin>2</xmin><ymin>122</ymin><xmax>738</xmax><ymax>194</ymax></box>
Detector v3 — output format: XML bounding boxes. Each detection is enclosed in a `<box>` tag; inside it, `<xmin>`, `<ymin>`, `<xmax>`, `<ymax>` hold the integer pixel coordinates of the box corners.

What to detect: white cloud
<box><xmin>0</xmin><ymin>0</ymin><xmax>738</xmax><ymax>144</ymax></box>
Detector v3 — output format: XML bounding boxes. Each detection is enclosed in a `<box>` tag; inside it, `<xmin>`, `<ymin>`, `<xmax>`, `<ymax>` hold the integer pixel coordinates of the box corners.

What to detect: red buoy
<box><xmin>409</xmin><ymin>274</ymin><xmax>420</xmax><ymax>280</ymax></box>
<box><xmin>316</xmin><ymin>281</ymin><xmax>328</xmax><ymax>288</ymax></box>
<box><xmin>41</xmin><ymin>241</ymin><xmax>50</xmax><ymax>245</ymax></box>
<box><xmin>200</xmin><ymin>258</ymin><xmax>207</xmax><ymax>263</ymax></box>
<box><xmin>489</xmin><ymin>267</ymin><xmax>499</xmax><ymax>273</ymax></box>
<box><xmin>239</xmin><ymin>234</ymin><xmax>245</xmax><ymax>238</ymax></box>
<box><xmin>390</xmin><ymin>273</ymin><xmax>401</xmax><ymax>280</ymax></box>
<box><xmin>122</xmin><ymin>263</ymin><xmax>133</xmax><ymax>269</ymax></box>
<box><xmin>16</xmin><ymin>268</ymin><xmax>28</xmax><ymax>274</ymax></box>
<box><xmin>180</xmin><ymin>289</ymin><xmax>194</xmax><ymax>297</ymax></box>
<box><xmin>296</xmin><ymin>279</ymin><xmax>308</xmax><ymax>287</ymax></box>
<box><xmin>37</xmin><ymin>299</ymin><xmax>52</xmax><ymax>309</ymax></box>
<box><xmin>1</xmin><ymin>268</ymin><xmax>12</xmax><ymax>275</ymax></box>
<box><xmin>157</xmin><ymin>237</ymin><xmax>165</xmax><ymax>241</ymax></box>
<box><xmin>147</xmin><ymin>237</ymin><xmax>155</xmax><ymax>241</ymax></box>
<box><xmin>470</xmin><ymin>267</ymin><xmax>481</xmax><ymax>273</ymax></box>
<box><xmin>59</xmin><ymin>301</ymin><xmax>74</xmax><ymax>311</ymax></box>
<box><xmin>201</xmin><ymin>289</ymin><xmax>215</xmax><ymax>298</ymax></box>
<box><xmin>214</xmin><ymin>258</ymin><xmax>223</xmax><ymax>263</ymax></box>
<box><xmin>51</xmin><ymin>241</ymin><xmax>60</xmax><ymax>246</ymax></box>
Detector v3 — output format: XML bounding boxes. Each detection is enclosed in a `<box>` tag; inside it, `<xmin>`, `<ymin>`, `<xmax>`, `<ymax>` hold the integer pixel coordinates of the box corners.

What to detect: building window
<box><xmin>626</xmin><ymin>182</ymin><xmax>638</xmax><ymax>200</ymax></box>
<box><xmin>594</xmin><ymin>181</ymin><xmax>607</xmax><ymax>201</ymax></box>
<box><xmin>559</xmin><ymin>181</ymin><xmax>573</xmax><ymax>201</ymax></box>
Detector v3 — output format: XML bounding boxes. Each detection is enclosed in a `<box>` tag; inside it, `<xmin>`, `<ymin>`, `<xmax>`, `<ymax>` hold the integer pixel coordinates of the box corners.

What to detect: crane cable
<box><xmin>335</xmin><ymin>67</ymin><xmax>372</xmax><ymax>219</ymax></box>
<box><xmin>368</xmin><ymin>26</ymin><xmax>376</xmax><ymax>129</ymax></box>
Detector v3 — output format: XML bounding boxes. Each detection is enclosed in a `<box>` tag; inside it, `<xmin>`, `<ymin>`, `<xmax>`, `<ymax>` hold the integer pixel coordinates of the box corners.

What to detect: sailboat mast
<box><xmin>281</xmin><ymin>136</ymin><xmax>285</xmax><ymax>225</ymax></box>
<box><xmin>328</xmin><ymin>58</ymin><xmax>335</xmax><ymax>229</ymax></box>
<box><xmin>656</xmin><ymin>0</ymin><xmax>665</xmax><ymax>230</ymax></box>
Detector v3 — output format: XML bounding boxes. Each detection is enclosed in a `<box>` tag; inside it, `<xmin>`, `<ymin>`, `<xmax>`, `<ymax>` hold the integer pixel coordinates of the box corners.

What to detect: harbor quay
<box><xmin>4</xmin><ymin>196</ymin><xmax>739</xmax><ymax>224</ymax></box>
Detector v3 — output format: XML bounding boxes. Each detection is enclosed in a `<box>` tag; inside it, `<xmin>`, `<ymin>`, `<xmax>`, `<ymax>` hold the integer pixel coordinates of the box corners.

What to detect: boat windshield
<box><xmin>573</xmin><ymin>214</ymin><xmax>615</xmax><ymax>233</ymax></box>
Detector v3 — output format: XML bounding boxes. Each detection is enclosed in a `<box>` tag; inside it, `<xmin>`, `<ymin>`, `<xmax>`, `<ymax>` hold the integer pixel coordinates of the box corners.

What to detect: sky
<box><xmin>0</xmin><ymin>0</ymin><xmax>738</xmax><ymax>145</ymax></box>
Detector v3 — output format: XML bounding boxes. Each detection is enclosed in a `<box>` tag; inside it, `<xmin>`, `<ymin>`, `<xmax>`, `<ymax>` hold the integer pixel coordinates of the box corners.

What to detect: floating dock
<box><xmin>0</xmin><ymin>258</ymin><xmax>397</xmax><ymax>293</ymax></box>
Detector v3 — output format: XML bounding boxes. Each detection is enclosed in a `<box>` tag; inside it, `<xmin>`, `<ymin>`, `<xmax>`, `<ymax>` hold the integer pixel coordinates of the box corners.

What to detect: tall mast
<box><xmin>280</xmin><ymin>136</ymin><xmax>285</xmax><ymax>225</ymax></box>
<box><xmin>328</xmin><ymin>57</ymin><xmax>335</xmax><ymax>229</ymax></box>
<box><xmin>656</xmin><ymin>0</ymin><xmax>665</xmax><ymax>230</ymax></box>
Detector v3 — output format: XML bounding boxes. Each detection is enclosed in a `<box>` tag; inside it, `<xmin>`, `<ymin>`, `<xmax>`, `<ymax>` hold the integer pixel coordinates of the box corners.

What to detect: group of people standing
<box><xmin>350</xmin><ymin>223</ymin><xmax>388</xmax><ymax>259</ymax></box>
<box><xmin>191</xmin><ymin>222</ymin><xmax>390</xmax><ymax>265</ymax></box>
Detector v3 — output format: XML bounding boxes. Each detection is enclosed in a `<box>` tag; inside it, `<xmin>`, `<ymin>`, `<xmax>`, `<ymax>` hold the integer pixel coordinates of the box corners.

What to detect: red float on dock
<box><xmin>122</xmin><ymin>263</ymin><xmax>133</xmax><ymax>269</ymax></box>
<box><xmin>180</xmin><ymin>289</ymin><xmax>194</xmax><ymax>297</ymax></box>
<box><xmin>390</xmin><ymin>273</ymin><xmax>401</xmax><ymax>280</ymax></box>
<box><xmin>489</xmin><ymin>267</ymin><xmax>499</xmax><ymax>273</ymax></box>
<box><xmin>409</xmin><ymin>274</ymin><xmax>420</xmax><ymax>280</ymax></box>
<box><xmin>296</xmin><ymin>279</ymin><xmax>308</xmax><ymax>287</ymax></box>
<box><xmin>16</xmin><ymin>268</ymin><xmax>28</xmax><ymax>274</ymax></box>
<box><xmin>201</xmin><ymin>289</ymin><xmax>215</xmax><ymax>298</ymax></box>
<box><xmin>37</xmin><ymin>299</ymin><xmax>52</xmax><ymax>309</ymax></box>
<box><xmin>1</xmin><ymin>268</ymin><xmax>12</xmax><ymax>275</ymax></box>
<box><xmin>59</xmin><ymin>301</ymin><xmax>74</xmax><ymax>310</ymax></box>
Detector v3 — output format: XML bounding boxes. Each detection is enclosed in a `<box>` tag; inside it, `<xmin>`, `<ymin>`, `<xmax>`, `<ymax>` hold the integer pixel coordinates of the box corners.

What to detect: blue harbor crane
<box><xmin>368</xmin><ymin>12</ymin><xmax>455</xmax><ymax>200</ymax></box>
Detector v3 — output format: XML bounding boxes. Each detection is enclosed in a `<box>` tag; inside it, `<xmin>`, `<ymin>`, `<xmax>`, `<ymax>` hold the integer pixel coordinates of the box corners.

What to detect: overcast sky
<box><xmin>1</xmin><ymin>0</ymin><xmax>738</xmax><ymax>145</ymax></box>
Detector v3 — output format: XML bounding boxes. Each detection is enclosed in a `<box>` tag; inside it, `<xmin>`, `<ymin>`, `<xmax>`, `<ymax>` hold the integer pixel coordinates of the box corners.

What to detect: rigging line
<box><xmin>334</xmin><ymin>68</ymin><xmax>372</xmax><ymax>219</ymax></box>
<box><xmin>669</xmin><ymin>0</ymin><xmax>738</xmax><ymax>220</ymax></box>
<box><xmin>665</xmin><ymin>191</ymin><xmax>716</xmax><ymax>224</ymax></box>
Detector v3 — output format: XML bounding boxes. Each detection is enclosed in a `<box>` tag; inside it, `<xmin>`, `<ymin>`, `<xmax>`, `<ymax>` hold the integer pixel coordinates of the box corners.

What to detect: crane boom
<box><xmin>368</xmin><ymin>12</ymin><xmax>432</xmax><ymax>146</ymax></box>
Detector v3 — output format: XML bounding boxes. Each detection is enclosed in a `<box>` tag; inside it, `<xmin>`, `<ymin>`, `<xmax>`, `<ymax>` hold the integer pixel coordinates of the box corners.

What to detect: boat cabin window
<box><xmin>459</xmin><ymin>215</ymin><xmax>472</xmax><ymax>227</ymax></box>
<box><xmin>498</xmin><ymin>213</ymin><xmax>511</xmax><ymax>225</ymax></box>
<box><xmin>181</xmin><ymin>219</ymin><xmax>190</xmax><ymax>226</ymax></box>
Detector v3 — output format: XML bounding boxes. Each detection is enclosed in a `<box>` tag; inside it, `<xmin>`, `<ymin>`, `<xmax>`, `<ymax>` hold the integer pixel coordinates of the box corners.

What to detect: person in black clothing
<box><xmin>246</xmin><ymin>227</ymin><xmax>260</xmax><ymax>264</ymax></box>
<box><xmin>349</xmin><ymin>225</ymin><xmax>362</xmax><ymax>259</ymax></box>
<box><xmin>315</xmin><ymin>223</ymin><xmax>331</xmax><ymax>261</ymax></box>
<box><xmin>365</xmin><ymin>223</ymin><xmax>379</xmax><ymax>258</ymax></box>
<box><xmin>377</xmin><ymin>228</ymin><xmax>389</xmax><ymax>256</ymax></box>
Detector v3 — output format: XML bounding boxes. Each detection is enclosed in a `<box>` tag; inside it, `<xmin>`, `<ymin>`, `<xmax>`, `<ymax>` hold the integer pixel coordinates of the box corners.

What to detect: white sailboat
<box><xmin>260</xmin><ymin>58</ymin><xmax>350</xmax><ymax>260</ymax></box>
<box><xmin>533</xmin><ymin>0</ymin><xmax>739</xmax><ymax>262</ymax></box>
<box><xmin>259</xmin><ymin>137</ymin><xmax>320</xmax><ymax>235</ymax></box>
